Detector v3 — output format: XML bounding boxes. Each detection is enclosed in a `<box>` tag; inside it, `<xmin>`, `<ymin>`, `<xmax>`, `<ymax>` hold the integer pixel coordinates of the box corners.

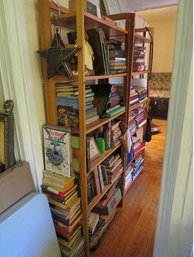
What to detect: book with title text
<box><xmin>43</xmin><ymin>125</ymin><xmax>72</xmax><ymax>177</ymax></box>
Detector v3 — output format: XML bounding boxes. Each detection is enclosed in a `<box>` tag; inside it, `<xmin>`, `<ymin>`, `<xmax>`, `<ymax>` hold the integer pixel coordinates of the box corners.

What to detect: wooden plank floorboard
<box><xmin>91</xmin><ymin>119</ymin><xmax>167</xmax><ymax>257</ymax></box>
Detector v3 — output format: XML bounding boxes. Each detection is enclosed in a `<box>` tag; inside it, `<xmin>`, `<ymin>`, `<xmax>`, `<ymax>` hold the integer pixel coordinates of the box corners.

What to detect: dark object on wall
<box><xmin>38</xmin><ymin>28</ymin><xmax>80</xmax><ymax>79</ymax></box>
<box><xmin>150</xmin><ymin>97</ymin><xmax>169</xmax><ymax>120</ymax></box>
<box><xmin>0</xmin><ymin>100</ymin><xmax>15</xmax><ymax>172</ymax></box>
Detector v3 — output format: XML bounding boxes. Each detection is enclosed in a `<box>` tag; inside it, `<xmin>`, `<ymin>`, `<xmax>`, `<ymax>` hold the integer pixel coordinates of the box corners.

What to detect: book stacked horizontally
<box><xmin>93</xmin><ymin>183</ymin><xmax>122</xmax><ymax>216</ymax></box>
<box><xmin>128</xmin><ymin>114</ymin><xmax>137</xmax><ymax>135</ymax></box>
<box><xmin>41</xmin><ymin>170</ymin><xmax>85</xmax><ymax>257</ymax></box>
<box><xmin>89</xmin><ymin>209</ymin><xmax>117</xmax><ymax>250</ymax></box>
<box><xmin>91</xmin><ymin>83</ymin><xmax>125</xmax><ymax>119</ymax></box>
<box><xmin>131</xmin><ymin>153</ymin><xmax>144</xmax><ymax>181</ymax></box>
<box><xmin>131</xmin><ymin>106</ymin><xmax>147</xmax><ymax>128</ymax></box>
<box><xmin>125</xmin><ymin>164</ymin><xmax>133</xmax><ymax>191</ymax></box>
<box><xmin>133</xmin><ymin>46</ymin><xmax>146</xmax><ymax>72</ymax></box>
<box><xmin>110</xmin><ymin>120</ymin><xmax>122</xmax><ymax>147</ymax></box>
<box><xmin>56</xmin><ymin>82</ymin><xmax>99</xmax><ymax>130</ymax></box>
<box><xmin>130</xmin><ymin>88</ymin><xmax>139</xmax><ymax>106</ymax></box>
<box><xmin>107</xmin><ymin>39</ymin><xmax>126</xmax><ymax>74</ymax></box>
<box><xmin>132</xmin><ymin>135</ymin><xmax>145</xmax><ymax>156</ymax></box>
<box><xmin>88</xmin><ymin>212</ymin><xmax>106</xmax><ymax>243</ymax></box>
<box><xmin>101</xmin><ymin>153</ymin><xmax>123</xmax><ymax>184</ymax></box>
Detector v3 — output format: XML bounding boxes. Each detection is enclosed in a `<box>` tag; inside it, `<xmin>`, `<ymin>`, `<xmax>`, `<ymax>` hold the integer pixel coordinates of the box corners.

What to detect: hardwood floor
<box><xmin>91</xmin><ymin>119</ymin><xmax>167</xmax><ymax>257</ymax></box>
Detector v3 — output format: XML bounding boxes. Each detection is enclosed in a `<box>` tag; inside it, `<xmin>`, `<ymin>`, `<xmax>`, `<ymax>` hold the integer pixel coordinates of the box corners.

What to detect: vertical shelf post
<box><xmin>76</xmin><ymin>0</ymin><xmax>89</xmax><ymax>256</ymax></box>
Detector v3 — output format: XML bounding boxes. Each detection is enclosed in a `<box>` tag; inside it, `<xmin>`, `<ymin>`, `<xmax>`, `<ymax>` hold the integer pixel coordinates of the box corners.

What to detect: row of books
<box><xmin>41</xmin><ymin>170</ymin><xmax>85</xmax><ymax>257</ymax></box>
<box><xmin>129</xmin><ymin>88</ymin><xmax>147</xmax><ymax>106</ymax></box>
<box><xmin>106</xmin><ymin>39</ymin><xmax>126</xmax><ymax>74</ymax></box>
<box><xmin>133</xmin><ymin>46</ymin><xmax>146</xmax><ymax>72</ymax></box>
<box><xmin>88</xmin><ymin>181</ymin><xmax>121</xmax><ymax>248</ymax></box>
<box><xmin>125</xmin><ymin>154</ymin><xmax>144</xmax><ymax>191</ymax></box>
<box><xmin>89</xmin><ymin>209</ymin><xmax>117</xmax><ymax>249</ymax></box>
<box><xmin>56</xmin><ymin>82</ymin><xmax>99</xmax><ymax>130</ymax></box>
<box><xmin>87</xmin><ymin>153</ymin><xmax>123</xmax><ymax>203</ymax></box>
<box><xmin>91</xmin><ymin>83</ymin><xmax>125</xmax><ymax>119</ymax></box>
<box><xmin>128</xmin><ymin>108</ymin><xmax>147</xmax><ymax>137</ymax></box>
<box><xmin>67</xmin><ymin>30</ymin><xmax>127</xmax><ymax>76</ymax></box>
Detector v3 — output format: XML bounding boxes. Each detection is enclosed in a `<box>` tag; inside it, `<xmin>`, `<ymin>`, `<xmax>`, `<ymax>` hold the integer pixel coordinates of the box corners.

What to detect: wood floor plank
<box><xmin>91</xmin><ymin>119</ymin><xmax>167</xmax><ymax>257</ymax></box>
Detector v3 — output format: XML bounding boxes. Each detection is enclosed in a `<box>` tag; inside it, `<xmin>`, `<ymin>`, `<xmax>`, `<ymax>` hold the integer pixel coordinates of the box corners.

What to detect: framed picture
<box><xmin>89</xmin><ymin>137</ymin><xmax>101</xmax><ymax>161</ymax></box>
<box><xmin>0</xmin><ymin>112</ymin><xmax>15</xmax><ymax>172</ymax></box>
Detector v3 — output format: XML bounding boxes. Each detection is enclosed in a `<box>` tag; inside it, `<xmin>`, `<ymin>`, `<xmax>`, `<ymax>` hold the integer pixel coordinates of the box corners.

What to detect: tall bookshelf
<box><xmin>37</xmin><ymin>1</ymin><xmax>153</xmax><ymax>256</ymax></box>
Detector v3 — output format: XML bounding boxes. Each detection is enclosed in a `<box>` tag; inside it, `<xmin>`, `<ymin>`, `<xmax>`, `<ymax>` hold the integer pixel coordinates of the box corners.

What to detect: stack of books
<box><xmin>91</xmin><ymin>83</ymin><xmax>125</xmax><ymax>119</ymax></box>
<box><xmin>110</xmin><ymin>120</ymin><xmax>122</xmax><ymax>147</ymax></box>
<box><xmin>128</xmin><ymin>114</ymin><xmax>137</xmax><ymax>135</ymax></box>
<box><xmin>102</xmin><ymin>154</ymin><xmax>123</xmax><ymax>183</ymax></box>
<box><xmin>125</xmin><ymin>164</ymin><xmax>133</xmax><ymax>191</ymax></box>
<box><xmin>133</xmin><ymin>46</ymin><xmax>146</xmax><ymax>72</ymax></box>
<box><xmin>132</xmin><ymin>136</ymin><xmax>145</xmax><ymax>156</ymax></box>
<box><xmin>41</xmin><ymin>171</ymin><xmax>85</xmax><ymax>257</ymax></box>
<box><xmin>93</xmin><ymin>184</ymin><xmax>122</xmax><ymax>215</ymax></box>
<box><xmin>56</xmin><ymin>82</ymin><xmax>99</xmax><ymax>130</ymax></box>
<box><xmin>89</xmin><ymin>209</ymin><xmax>117</xmax><ymax>250</ymax></box>
<box><xmin>134</xmin><ymin>85</ymin><xmax>147</xmax><ymax>101</ymax></box>
<box><xmin>131</xmin><ymin>107</ymin><xmax>147</xmax><ymax>128</ymax></box>
<box><xmin>131</xmin><ymin>154</ymin><xmax>144</xmax><ymax>181</ymax></box>
<box><xmin>88</xmin><ymin>212</ymin><xmax>106</xmax><ymax>244</ymax></box>
<box><xmin>107</xmin><ymin>39</ymin><xmax>126</xmax><ymax>74</ymax></box>
<box><xmin>130</xmin><ymin>88</ymin><xmax>139</xmax><ymax>106</ymax></box>
<box><xmin>131</xmin><ymin>79</ymin><xmax>147</xmax><ymax>101</ymax></box>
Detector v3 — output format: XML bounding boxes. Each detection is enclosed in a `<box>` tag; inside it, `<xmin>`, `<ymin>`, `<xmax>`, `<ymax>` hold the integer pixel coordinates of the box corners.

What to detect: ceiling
<box><xmin>125</xmin><ymin>0</ymin><xmax>178</xmax><ymax>12</ymax></box>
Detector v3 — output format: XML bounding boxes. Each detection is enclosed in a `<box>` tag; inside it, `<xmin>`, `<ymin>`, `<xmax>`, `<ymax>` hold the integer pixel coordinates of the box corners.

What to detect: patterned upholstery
<box><xmin>149</xmin><ymin>72</ymin><xmax>171</xmax><ymax>98</ymax></box>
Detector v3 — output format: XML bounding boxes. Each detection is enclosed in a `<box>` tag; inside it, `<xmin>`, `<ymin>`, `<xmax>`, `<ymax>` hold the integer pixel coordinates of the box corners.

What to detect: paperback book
<box><xmin>43</xmin><ymin>125</ymin><xmax>71</xmax><ymax>177</ymax></box>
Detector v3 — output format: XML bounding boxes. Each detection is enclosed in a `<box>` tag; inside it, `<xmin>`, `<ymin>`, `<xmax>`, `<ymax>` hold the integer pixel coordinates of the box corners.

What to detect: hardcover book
<box><xmin>43</xmin><ymin>125</ymin><xmax>71</xmax><ymax>177</ymax></box>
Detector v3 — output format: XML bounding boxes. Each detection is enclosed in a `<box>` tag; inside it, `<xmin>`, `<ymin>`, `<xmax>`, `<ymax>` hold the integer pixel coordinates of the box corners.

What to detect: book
<box><xmin>43</xmin><ymin>125</ymin><xmax>71</xmax><ymax>177</ymax></box>
<box><xmin>88</xmin><ymin>212</ymin><xmax>100</xmax><ymax>234</ymax></box>
<box><xmin>105</xmin><ymin>106</ymin><xmax>125</xmax><ymax>117</ymax></box>
<box><xmin>93</xmin><ymin>187</ymin><xmax>122</xmax><ymax>215</ymax></box>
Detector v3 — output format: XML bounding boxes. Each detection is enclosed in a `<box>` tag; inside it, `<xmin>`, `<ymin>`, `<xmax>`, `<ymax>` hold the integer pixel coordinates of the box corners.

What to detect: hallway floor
<box><xmin>91</xmin><ymin>119</ymin><xmax>167</xmax><ymax>257</ymax></box>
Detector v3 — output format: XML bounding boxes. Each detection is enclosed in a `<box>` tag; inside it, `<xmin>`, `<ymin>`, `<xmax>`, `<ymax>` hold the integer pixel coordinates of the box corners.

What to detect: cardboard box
<box><xmin>0</xmin><ymin>161</ymin><xmax>35</xmax><ymax>213</ymax></box>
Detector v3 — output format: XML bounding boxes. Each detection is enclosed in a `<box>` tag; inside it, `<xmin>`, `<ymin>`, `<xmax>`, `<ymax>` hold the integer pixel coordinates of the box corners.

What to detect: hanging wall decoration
<box><xmin>38</xmin><ymin>27</ymin><xmax>80</xmax><ymax>79</ymax></box>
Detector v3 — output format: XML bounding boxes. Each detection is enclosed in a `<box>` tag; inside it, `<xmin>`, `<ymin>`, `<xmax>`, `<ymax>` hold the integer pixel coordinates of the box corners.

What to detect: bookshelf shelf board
<box><xmin>132</xmin><ymin>70</ymin><xmax>150</xmax><ymax>76</ymax></box>
<box><xmin>86</xmin><ymin>110</ymin><xmax>126</xmax><ymax>134</ymax></box>
<box><xmin>85</xmin><ymin>73</ymin><xmax>128</xmax><ymax>81</ymax></box>
<box><xmin>88</xmin><ymin>169</ymin><xmax>123</xmax><ymax>212</ymax></box>
<box><xmin>53</xmin><ymin>12</ymin><xmax>128</xmax><ymax>37</ymax></box>
<box><xmin>90</xmin><ymin>143</ymin><xmax>121</xmax><ymax>172</ymax></box>
<box><xmin>129</xmin><ymin>97</ymin><xmax>149</xmax><ymax>111</ymax></box>
<box><xmin>134</xmin><ymin>33</ymin><xmax>151</xmax><ymax>43</ymax></box>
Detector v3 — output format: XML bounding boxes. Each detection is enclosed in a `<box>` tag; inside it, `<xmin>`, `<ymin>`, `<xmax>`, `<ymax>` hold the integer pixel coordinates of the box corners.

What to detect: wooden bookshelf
<box><xmin>37</xmin><ymin>1</ymin><xmax>153</xmax><ymax>256</ymax></box>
